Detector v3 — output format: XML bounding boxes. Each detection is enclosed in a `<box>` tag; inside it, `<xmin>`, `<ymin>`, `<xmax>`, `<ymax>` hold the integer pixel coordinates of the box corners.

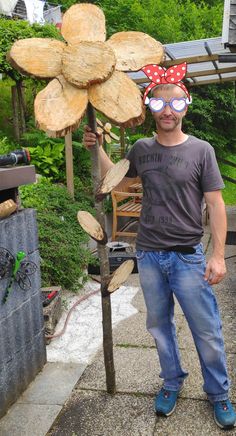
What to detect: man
<box><xmin>83</xmin><ymin>78</ymin><xmax>236</xmax><ymax>429</ymax></box>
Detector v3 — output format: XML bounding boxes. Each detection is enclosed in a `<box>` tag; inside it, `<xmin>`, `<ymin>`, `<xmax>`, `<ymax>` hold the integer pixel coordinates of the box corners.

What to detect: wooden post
<box><xmin>65</xmin><ymin>132</ymin><xmax>74</xmax><ymax>199</ymax></box>
<box><xmin>11</xmin><ymin>85</ymin><xmax>20</xmax><ymax>141</ymax></box>
<box><xmin>87</xmin><ymin>102</ymin><xmax>116</xmax><ymax>394</ymax></box>
<box><xmin>16</xmin><ymin>81</ymin><xmax>26</xmax><ymax>135</ymax></box>
<box><xmin>120</xmin><ymin>127</ymin><xmax>126</xmax><ymax>158</ymax></box>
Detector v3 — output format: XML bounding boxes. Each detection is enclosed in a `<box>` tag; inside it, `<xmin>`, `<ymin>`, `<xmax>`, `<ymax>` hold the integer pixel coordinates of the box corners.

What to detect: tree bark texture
<box><xmin>87</xmin><ymin>102</ymin><xmax>116</xmax><ymax>394</ymax></box>
<box><xmin>11</xmin><ymin>85</ymin><xmax>20</xmax><ymax>141</ymax></box>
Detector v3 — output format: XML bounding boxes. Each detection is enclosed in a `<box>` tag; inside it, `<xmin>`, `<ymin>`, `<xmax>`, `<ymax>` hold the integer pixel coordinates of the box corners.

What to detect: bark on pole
<box><xmin>87</xmin><ymin>102</ymin><xmax>116</xmax><ymax>394</ymax></box>
<box><xmin>16</xmin><ymin>81</ymin><xmax>26</xmax><ymax>135</ymax></box>
<box><xmin>120</xmin><ymin>126</ymin><xmax>126</xmax><ymax>158</ymax></box>
<box><xmin>65</xmin><ymin>132</ymin><xmax>74</xmax><ymax>199</ymax></box>
<box><xmin>11</xmin><ymin>85</ymin><xmax>20</xmax><ymax>141</ymax></box>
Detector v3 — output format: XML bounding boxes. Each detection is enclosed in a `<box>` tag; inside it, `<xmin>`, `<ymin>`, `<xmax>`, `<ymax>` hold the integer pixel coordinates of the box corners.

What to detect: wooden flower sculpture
<box><xmin>8</xmin><ymin>3</ymin><xmax>164</xmax><ymax>137</ymax></box>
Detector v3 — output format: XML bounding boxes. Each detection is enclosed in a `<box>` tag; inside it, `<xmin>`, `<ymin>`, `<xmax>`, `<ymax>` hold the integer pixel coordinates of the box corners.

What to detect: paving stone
<box><xmin>0</xmin><ymin>403</ymin><xmax>61</xmax><ymax>436</ymax></box>
<box><xmin>113</xmin><ymin>311</ymin><xmax>154</xmax><ymax>348</ymax></box>
<box><xmin>18</xmin><ymin>362</ymin><xmax>86</xmax><ymax>406</ymax></box>
<box><xmin>154</xmin><ymin>398</ymin><xmax>236</xmax><ymax>435</ymax></box>
<box><xmin>48</xmin><ymin>390</ymin><xmax>156</xmax><ymax>436</ymax></box>
<box><xmin>78</xmin><ymin>347</ymin><xmax>236</xmax><ymax>403</ymax></box>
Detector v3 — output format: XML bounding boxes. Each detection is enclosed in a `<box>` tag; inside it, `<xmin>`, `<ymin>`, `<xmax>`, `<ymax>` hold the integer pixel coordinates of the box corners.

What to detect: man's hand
<box><xmin>83</xmin><ymin>125</ymin><xmax>103</xmax><ymax>150</ymax></box>
<box><xmin>204</xmin><ymin>255</ymin><xmax>226</xmax><ymax>285</ymax></box>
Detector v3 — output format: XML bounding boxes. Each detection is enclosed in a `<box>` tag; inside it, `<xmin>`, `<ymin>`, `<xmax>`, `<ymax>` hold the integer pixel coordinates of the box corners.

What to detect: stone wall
<box><xmin>0</xmin><ymin>209</ymin><xmax>46</xmax><ymax>418</ymax></box>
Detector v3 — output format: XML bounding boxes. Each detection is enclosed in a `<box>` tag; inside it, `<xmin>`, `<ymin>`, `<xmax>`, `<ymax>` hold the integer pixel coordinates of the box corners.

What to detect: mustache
<box><xmin>160</xmin><ymin>116</ymin><xmax>176</xmax><ymax>120</ymax></box>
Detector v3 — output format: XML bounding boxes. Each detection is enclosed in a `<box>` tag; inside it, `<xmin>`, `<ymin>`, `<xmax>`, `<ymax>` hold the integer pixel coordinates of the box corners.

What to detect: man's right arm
<box><xmin>82</xmin><ymin>125</ymin><xmax>136</xmax><ymax>190</ymax></box>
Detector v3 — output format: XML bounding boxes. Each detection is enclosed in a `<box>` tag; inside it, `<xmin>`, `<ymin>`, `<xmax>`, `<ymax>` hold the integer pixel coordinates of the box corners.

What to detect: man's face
<box><xmin>151</xmin><ymin>86</ymin><xmax>188</xmax><ymax>133</ymax></box>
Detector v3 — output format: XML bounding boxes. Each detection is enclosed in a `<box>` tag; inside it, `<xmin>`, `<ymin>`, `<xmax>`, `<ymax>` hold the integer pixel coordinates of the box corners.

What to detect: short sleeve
<box><xmin>125</xmin><ymin>144</ymin><xmax>138</xmax><ymax>178</ymax></box>
<box><xmin>201</xmin><ymin>146</ymin><xmax>225</xmax><ymax>192</ymax></box>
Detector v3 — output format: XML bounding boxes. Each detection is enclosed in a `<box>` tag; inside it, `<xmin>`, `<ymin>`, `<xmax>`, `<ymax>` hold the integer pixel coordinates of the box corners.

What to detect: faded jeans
<box><xmin>136</xmin><ymin>242</ymin><xmax>229</xmax><ymax>403</ymax></box>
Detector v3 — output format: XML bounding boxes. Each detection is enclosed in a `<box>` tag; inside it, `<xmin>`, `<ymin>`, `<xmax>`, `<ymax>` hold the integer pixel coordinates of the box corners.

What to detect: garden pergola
<box><xmin>131</xmin><ymin>36</ymin><xmax>236</xmax><ymax>88</ymax></box>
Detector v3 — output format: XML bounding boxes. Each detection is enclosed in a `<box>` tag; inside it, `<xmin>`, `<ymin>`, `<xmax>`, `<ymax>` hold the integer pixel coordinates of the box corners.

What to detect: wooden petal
<box><xmin>104</xmin><ymin>122</ymin><xmax>112</xmax><ymax>133</ymax></box>
<box><xmin>62</xmin><ymin>42</ymin><xmax>116</xmax><ymax>88</ymax></box>
<box><xmin>96</xmin><ymin>159</ymin><xmax>130</xmax><ymax>201</ymax></box>
<box><xmin>77</xmin><ymin>211</ymin><xmax>107</xmax><ymax>244</ymax></box>
<box><xmin>106</xmin><ymin>32</ymin><xmax>164</xmax><ymax>71</ymax></box>
<box><xmin>107</xmin><ymin>260</ymin><xmax>134</xmax><ymax>293</ymax></box>
<box><xmin>96</xmin><ymin>118</ymin><xmax>103</xmax><ymax>127</ymax></box>
<box><xmin>35</xmin><ymin>76</ymin><xmax>88</xmax><ymax>137</ymax></box>
<box><xmin>8</xmin><ymin>38</ymin><xmax>65</xmax><ymax>78</ymax></box>
<box><xmin>97</xmin><ymin>127</ymin><xmax>103</xmax><ymax>135</ymax></box>
<box><xmin>110</xmin><ymin>132</ymin><xmax>120</xmax><ymax>141</ymax></box>
<box><xmin>89</xmin><ymin>71</ymin><xmax>145</xmax><ymax>128</ymax></box>
<box><xmin>105</xmin><ymin>134</ymin><xmax>111</xmax><ymax>143</ymax></box>
<box><xmin>61</xmin><ymin>4</ymin><xmax>106</xmax><ymax>44</ymax></box>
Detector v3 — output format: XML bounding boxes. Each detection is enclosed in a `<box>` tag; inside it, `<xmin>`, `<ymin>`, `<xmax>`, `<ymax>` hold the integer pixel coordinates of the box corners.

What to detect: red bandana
<box><xmin>141</xmin><ymin>62</ymin><xmax>190</xmax><ymax>103</ymax></box>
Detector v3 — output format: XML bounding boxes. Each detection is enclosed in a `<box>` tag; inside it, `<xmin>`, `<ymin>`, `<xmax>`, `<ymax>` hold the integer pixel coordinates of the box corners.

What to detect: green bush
<box><xmin>22</xmin><ymin>128</ymin><xmax>65</xmax><ymax>179</ymax></box>
<box><xmin>20</xmin><ymin>178</ymin><xmax>94</xmax><ymax>291</ymax></box>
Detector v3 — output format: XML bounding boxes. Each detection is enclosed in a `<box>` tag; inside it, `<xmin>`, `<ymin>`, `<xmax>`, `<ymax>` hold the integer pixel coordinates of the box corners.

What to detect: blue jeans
<box><xmin>136</xmin><ymin>243</ymin><xmax>229</xmax><ymax>403</ymax></box>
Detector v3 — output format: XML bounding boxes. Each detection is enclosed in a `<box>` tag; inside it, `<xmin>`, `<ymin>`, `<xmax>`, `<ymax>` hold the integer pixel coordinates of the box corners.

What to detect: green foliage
<box><xmin>20</xmin><ymin>178</ymin><xmax>94</xmax><ymax>290</ymax></box>
<box><xmin>217</xmin><ymin>154</ymin><xmax>236</xmax><ymax>205</ymax></box>
<box><xmin>184</xmin><ymin>83</ymin><xmax>236</xmax><ymax>153</ymax></box>
<box><xmin>22</xmin><ymin>128</ymin><xmax>65</xmax><ymax>178</ymax></box>
<box><xmin>0</xmin><ymin>18</ymin><xmax>61</xmax><ymax>80</ymax></box>
<box><xmin>97</xmin><ymin>0</ymin><xmax>223</xmax><ymax>42</ymax></box>
<box><xmin>0</xmin><ymin>134</ymin><xmax>17</xmax><ymax>154</ymax></box>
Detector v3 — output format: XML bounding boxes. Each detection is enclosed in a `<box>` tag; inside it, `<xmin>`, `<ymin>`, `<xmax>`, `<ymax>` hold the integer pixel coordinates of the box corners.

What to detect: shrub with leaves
<box><xmin>22</xmin><ymin>129</ymin><xmax>65</xmax><ymax>178</ymax></box>
<box><xmin>20</xmin><ymin>178</ymin><xmax>94</xmax><ymax>291</ymax></box>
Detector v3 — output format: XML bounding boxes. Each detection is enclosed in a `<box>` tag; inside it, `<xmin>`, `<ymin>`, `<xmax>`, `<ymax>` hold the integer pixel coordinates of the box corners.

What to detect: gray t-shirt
<box><xmin>126</xmin><ymin>135</ymin><xmax>224</xmax><ymax>250</ymax></box>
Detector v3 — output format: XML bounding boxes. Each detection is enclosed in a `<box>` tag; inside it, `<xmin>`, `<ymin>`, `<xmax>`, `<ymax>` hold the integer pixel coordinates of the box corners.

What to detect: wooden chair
<box><xmin>111</xmin><ymin>177</ymin><xmax>142</xmax><ymax>240</ymax></box>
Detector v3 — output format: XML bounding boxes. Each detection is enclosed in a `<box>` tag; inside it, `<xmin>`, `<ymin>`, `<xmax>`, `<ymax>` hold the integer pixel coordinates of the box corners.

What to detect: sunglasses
<box><xmin>149</xmin><ymin>97</ymin><xmax>190</xmax><ymax>113</ymax></box>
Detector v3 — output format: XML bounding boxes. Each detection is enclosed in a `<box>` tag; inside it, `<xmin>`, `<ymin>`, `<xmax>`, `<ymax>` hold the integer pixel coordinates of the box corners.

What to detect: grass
<box><xmin>218</xmin><ymin>153</ymin><xmax>236</xmax><ymax>205</ymax></box>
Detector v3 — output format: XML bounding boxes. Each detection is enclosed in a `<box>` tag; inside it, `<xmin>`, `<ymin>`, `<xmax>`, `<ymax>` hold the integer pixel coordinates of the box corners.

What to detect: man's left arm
<box><xmin>204</xmin><ymin>190</ymin><xmax>227</xmax><ymax>285</ymax></box>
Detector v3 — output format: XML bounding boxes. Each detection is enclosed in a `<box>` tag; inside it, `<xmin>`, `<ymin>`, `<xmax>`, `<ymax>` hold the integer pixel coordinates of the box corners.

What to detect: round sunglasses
<box><xmin>149</xmin><ymin>97</ymin><xmax>189</xmax><ymax>113</ymax></box>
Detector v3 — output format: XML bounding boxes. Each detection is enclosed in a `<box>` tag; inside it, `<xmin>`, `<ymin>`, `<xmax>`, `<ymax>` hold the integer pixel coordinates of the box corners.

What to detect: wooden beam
<box><xmin>188</xmin><ymin>76</ymin><xmax>236</xmax><ymax>86</ymax></box>
<box><xmin>133</xmin><ymin>66</ymin><xmax>236</xmax><ymax>86</ymax></box>
<box><xmin>187</xmin><ymin>66</ymin><xmax>236</xmax><ymax>78</ymax></box>
<box><xmin>163</xmin><ymin>54</ymin><xmax>219</xmax><ymax>67</ymax></box>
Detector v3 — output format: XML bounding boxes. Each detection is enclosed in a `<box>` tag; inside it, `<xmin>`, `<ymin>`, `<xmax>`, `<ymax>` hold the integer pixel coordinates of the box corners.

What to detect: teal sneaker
<box><xmin>213</xmin><ymin>400</ymin><xmax>236</xmax><ymax>429</ymax></box>
<box><xmin>154</xmin><ymin>388</ymin><xmax>180</xmax><ymax>416</ymax></box>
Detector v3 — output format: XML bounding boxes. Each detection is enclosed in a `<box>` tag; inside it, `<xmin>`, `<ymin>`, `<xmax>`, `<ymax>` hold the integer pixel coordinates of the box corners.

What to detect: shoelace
<box><xmin>163</xmin><ymin>390</ymin><xmax>170</xmax><ymax>399</ymax></box>
<box><xmin>220</xmin><ymin>401</ymin><xmax>228</xmax><ymax>411</ymax></box>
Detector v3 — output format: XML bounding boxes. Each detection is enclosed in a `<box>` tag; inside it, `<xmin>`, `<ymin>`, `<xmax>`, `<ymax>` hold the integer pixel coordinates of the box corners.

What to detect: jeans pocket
<box><xmin>176</xmin><ymin>243</ymin><xmax>205</xmax><ymax>264</ymax></box>
<box><xmin>136</xmin><ymin>250</ymin><xmax>146</xmax><ymax>261</ymax></box>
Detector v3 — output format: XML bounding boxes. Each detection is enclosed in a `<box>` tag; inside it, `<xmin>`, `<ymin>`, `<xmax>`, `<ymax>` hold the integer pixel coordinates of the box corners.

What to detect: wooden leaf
<box><xmin>96</xmin><ymin>118</ymin><xmax>103</xmax><ymax>127</ymax></box>
<box><xmin>8</xmin><ymin>38</ymin><xmax>65</xmax><ymax>79</ymax></box>
<box><xmin>61</xmin><ymin>4</ymin><xmax>106</xmax><ymax>45</ymax></box>
<box><xmin>97</xmin><ymin>127</ymin><xmax>103</xmax><ymax>135</ymax></box>
<box><xmin>107</xmin><ymin>260</ymin><xmax>134</xmax><ymax>293</ymax></box>
<box><xmin>104</xmin><ymin>122</ymin><xmax>112</xmax><ymax>133</ymax></box>
<box><xmin>96</xmin><ymin>159</ymin><xmax>130</xmax><ymax>200</ymax></box>
<box><xmin>110</xmin><ymin>131</ymin><xmax>120</xmax><ymax>141</ymax></box>
<box><xmin>89</xmin><ymin>71</ymin><xmax>145</xmax><ymax>128</ymax></box>
<box><xmin>77</xmin><ymin>211</ymin><xmax>107</xmax><ymax>244</ymax></box>
<box><xmin>35</xmin><ymin>76</ymin><xmax>88</xmax><ymax>137</ymax></box>
<box><xmin>0</xmin><ymin>200</ymin><xmax>17</xmax><ymax>219</ymax></box>
<box><xmin>105</xmin><ymin>134</ymin><xmax>111</xmax><ymax>143</ymax></box>
<box><xmin>62</xmin><ymin>42</ymin><xmax>116</xmax><ymax>88</ymax></box>
<box><xmin>106</xmin><ymin>32</ymin><xmax>164</xmax><ymax>71</ymax></box>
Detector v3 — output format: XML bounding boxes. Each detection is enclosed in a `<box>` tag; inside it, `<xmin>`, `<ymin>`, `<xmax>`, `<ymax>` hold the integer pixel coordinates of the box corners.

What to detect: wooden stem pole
<box><xmin>87</xmin><ymin>102</ymin><xmax>116</xmax><ymax>394</ymax></box>
<box><xmin>120</xmin><ymin>127</ymin><xmax>125</xmax><ymax>158</ymax></box>
<box><xmin>11</xmin><ymin>85</ymin><xmax>20</xmax><ymax>142</ymax></box>
<box><xmin>65</xmin><ymin>132</ymin><xmax>74</xmax><ymax>199</ymax></box>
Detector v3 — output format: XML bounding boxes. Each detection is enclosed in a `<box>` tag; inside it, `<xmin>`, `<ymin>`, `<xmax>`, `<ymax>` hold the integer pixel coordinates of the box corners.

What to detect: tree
<box><xmin>0</xmin><ymin>18</ymin><xmax>61</xmax><ymax>140</ymax></box>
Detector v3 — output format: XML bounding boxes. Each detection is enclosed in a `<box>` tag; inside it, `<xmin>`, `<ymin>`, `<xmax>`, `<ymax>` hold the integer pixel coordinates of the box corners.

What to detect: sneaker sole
<box><xmin>214</xmin><ymin>414</ymin><xmax>236</xmax><ymax>430</ymax></box>
<box><xmin>154</xmin><ymin>386</ymin><xmax>184</xmax><ymax>417</ymax></box>
<box><xmin>155</xmin><ymin>402</ymin><xmax>176</xmax><ymax>417</ymax></box>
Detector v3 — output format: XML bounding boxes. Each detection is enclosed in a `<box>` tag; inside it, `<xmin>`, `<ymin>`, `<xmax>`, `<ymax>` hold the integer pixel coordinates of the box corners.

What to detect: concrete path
<box><xmin>1</xmin><ymin>207</ymin><xmax>236</xmax><ymax>435</ymax></box>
